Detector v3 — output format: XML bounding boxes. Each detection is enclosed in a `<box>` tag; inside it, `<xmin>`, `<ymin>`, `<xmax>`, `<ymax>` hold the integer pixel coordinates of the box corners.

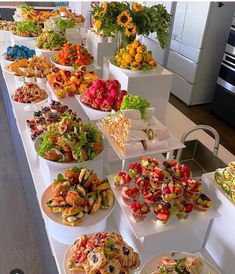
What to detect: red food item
<box><xmin>135</xmin><ymin>175</ymin><xmax>150</xmax><ymax>191</ymax></box>
<box><xmin>128</xmin><ymin>162</ymin><xmax>142</xmax><ymax>177</ymax></box>
<box><xmin>154</xmin><ymin>202</ymin><xmax>170</xmax><ymax>223</ymax></box>
<box><xmin>80</xmin><ymin>79</ymin><xmax>126</xmax><ymax>112</ymax></box>
<box><xmin>130</xmin><ymin>201</ymin><xmax>150</xmax><ymax>221</ymax></box>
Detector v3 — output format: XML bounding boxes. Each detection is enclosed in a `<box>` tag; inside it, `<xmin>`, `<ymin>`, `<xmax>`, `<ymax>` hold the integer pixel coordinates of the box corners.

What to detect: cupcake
<box><xmin>153</xmin><ymin>202</ymin><xmax>171</xmax><ymax>224</ymax></box>
<box><xmin>113</xmin><ymin>171</ymin><xmax>132</xmax><ymax>190</ymax></box>
<box><xmin>130</xmin><ymin>201</ymin><xmax>151</xmax><ymax>222</ymax></box>
<box><xmin>128</xmin><ymin>162</ymin><xmax>142</xmax><ymax>178</ymax></box>
<box><xmin>194</xmin><ymin>193</ymin><xmax>212</xmax><ymax>212</ymax></box>
<box><xmin>135</xmin><ymin>174</ymin><xmax>150</xmax><ymax>192</ymax></box>
<box><xmin>182</xmin><ymin>178</ymin><xmax>202</xmax><ymax>201</ymax></box>
<box><xmin>176</xmin><ymin>200</ymin><xmax>193</xmax><ymax>219</ymax></box>
<box><xmin>141</xmin><ymin>156</ymin><xmax>159</xmax><ymax>174</ymax></box>
<box><xmin>162</xmin><ymin>182</ymin><xmax>183</xmax><ymax>204</ymax></box>
<box><xmin>121</xmin><ymin>187</ymin><xmax>140</xmax><ymax>205</ymax></box>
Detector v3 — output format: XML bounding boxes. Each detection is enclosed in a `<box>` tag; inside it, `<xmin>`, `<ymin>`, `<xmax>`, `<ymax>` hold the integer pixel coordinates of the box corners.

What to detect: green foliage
<box><xmin>120</xmin><ymin>94</ymin><xmax>150</xmax><ymax>118</ymax></box>
<box><xmin>55</xmin><ymin>18</ymin><xmax>76</xmax><ymax>33</ymax></box>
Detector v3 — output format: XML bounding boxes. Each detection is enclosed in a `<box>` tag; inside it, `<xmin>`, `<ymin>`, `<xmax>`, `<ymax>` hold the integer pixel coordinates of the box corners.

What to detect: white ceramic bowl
<box><xmin>35</xmin><ymin>47</ymin><xmax>60</xmax><ymax>62</ymax></box>
<box><xmin>34</xmin><ymin>134</ymin><xmax>105</xmax><ymax>170</ymax></box>
<box><xmin>41</xmin><ymin>185</ymin><xmax>114</xmax><ymax>245</ymax></box>
<box><xmin>109</xmin><ymin>56</ymin><xmax>157</xmax><ymax>75</ymax></box>
<box><xmin>50</xmin><ymin>55</ymin><xmax>95</xmax><ymax>72</ymax></box>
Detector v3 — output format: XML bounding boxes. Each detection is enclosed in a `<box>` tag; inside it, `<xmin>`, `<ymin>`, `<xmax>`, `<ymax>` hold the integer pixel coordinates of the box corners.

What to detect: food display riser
<box><xmin>202</xmin><ymin>172</ymin><xmax>235</xmax><ymax>273</ymax></box>
<box><xmin>86</xmin><ymin>33</ymin><xmax>116</xmax><ymax>68</ymax></box>
<box><xmin>0</xmin><ymin>40</ymin><xmax>223</xmax><ymax>273</ymax></box>
<box><xmin>103</xmin><ymin>57</ymin><xmax>172</xmax><ymax>123</ymax></box>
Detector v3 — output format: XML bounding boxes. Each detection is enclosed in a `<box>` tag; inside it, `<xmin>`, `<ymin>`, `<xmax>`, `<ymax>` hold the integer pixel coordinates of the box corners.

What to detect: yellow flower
<box><xmin>132</xmin><ymin>2</ymin><xmax>143</xmax><ymax>12</ymax></box>
<box><xmin>102</xmin><ymin>1</ymin><xmax>108</xmax><ymax>14</ymax></box>
<box><xmin>125</xmin><ymin>23</ymin><xmax>137</xmax><ymax>37</ymax></box>
<box><xmin>93</xmin><ymin>19</ymin><xmax>102</xmax><ymax>30</ymax></box>
<box><xmin>117</xmin><ymin>10</ymin><xmax>132</xmax><ymax>27</ymax></box>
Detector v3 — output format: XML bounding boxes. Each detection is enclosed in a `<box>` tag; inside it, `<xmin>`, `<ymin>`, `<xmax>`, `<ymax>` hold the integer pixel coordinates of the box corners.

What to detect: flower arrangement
<box><xmin>91</xmin><ymin>1</ymin><xmax>171</xmax><ymax>49</ymax></box>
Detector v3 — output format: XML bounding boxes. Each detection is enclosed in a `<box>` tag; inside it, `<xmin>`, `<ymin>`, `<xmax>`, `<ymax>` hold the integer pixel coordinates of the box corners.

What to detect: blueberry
<box><xmin>109</xmin><ymin>265</ymin><xmax>115</xmax><ymax>273</ymax></box>
<box><xmin>122</xmin><ymin>247</ymin><xmax>130</xmax><ymax>255</ymax></box>
<box><xmin>92</xmin><ymin>254</ymin><xmax>98</xmax><ymax>263</ymax></box>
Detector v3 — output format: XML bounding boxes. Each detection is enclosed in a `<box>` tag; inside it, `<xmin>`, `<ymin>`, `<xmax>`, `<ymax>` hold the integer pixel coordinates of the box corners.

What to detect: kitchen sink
<box><xmin>174</xmin><ymin>139</ymin><xmax>227</xmax><ymax>178</ymax></box>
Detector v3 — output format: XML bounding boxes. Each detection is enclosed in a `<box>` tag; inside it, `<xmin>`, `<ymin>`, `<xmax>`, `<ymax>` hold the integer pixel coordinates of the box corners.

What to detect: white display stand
<box><xmin>202</xmin><ymin>172</ymin><xmax>235</xmax><ymax>274</ymax></box>
<box><xmin>103</xmin><ymin>57</ymin><xmax>173</xmax><ymax>123</ymax></box>
<box><xmin>86</xmin><ymin>32</ymin><xmax>116</xmax><ymax>69</ymax></box>
<box><xmin>0</xmin><ymin>41</ymin><xmax>224</xmax><ymax>274</ymax></box>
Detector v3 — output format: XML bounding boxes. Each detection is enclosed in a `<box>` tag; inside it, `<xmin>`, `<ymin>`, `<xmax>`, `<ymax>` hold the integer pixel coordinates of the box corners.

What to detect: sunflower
<box><xmin>93</xmin><ymin>19</ymin><xmax>102</xmax><ymax>30</ymax></box>
<box><xmin>132</xmin><ymin>2</ymin><xmax>143</xmax><ymax>12</ymax></box>
<box><xmin>102</xmin><ymin>1</ymin><xmax>108</xmax><ymax>14</ymax></box>
<box><xmin>117</xmin><ymin>10</ymin><xmax>132</xmax><ymax>27</ymax></box>
<box><xmin>125</xmin><ymin>23</ymin><xmax>137</xmax><ymax>37</ymax></box>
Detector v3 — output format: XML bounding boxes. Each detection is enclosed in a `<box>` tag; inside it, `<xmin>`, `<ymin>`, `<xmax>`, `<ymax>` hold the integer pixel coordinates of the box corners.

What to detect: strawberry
<box><xmin>181</xmin><ymin>165</ymin><xmax>190</xmax><ymax>178</ymax></box>
<box><xmin>94</xmin><ymin>79</ymin><xmax>104</xmax><ymax>89</ymax></box>
<box><xmin>95</xmin><ymin>98</ymin><xmax>104</xmax><ymax>105</ymax></box>
<box><xmin>110</xmin><ymin>88</ymin><xmax>117</xmax><ymax>98</ymax></box>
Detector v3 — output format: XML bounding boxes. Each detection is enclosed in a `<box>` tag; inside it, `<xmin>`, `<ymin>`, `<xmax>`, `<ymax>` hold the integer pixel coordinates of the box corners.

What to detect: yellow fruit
<box><xmin>129</xmin><ymin>47</ymin><xmax>136</xmax><ymax>56</ymax></box>
<box><xmin>144</xmin><ymin>52</ymin><xmax>152</xmax><ymax>62</ymax></box>
<box><xmin>131</xmin><ymin>61</ymin><xmax>141</xmax><ymax>68</ymax></box>
<box><xmin>127</xmin><ymin>44</ymin><xmax>133</xmax><ymax>51</ymax></box>
<box><xmin>120</xmin><ymin>61</ymin><xmax>128</xmax><ymax>68</ymax></box>
<box><xmin>137</xmin><ymin>45</ymin><xmax>146</xmax><ymax>53</ymax></box>
<box><xmin>135</xmin><ymin>53</ymin><xmax>143</xmax><ymax>63</ymax></box>
<box><xmin>131</xmin><ymin>67</ymin><xmax>140</xmax><ymax>71</ymax></box>
<box><xmin>132</xmin><ymin>40</ymin><xmax>140</xmax><ymax>48</ymax></box>
<box><xmin>123</xmin><ymin>53</ymin><xmax>132</xmax><ymax>64</ymax></box>
<box><xmin>149</xmin><ymin>60</ymin><xmax>157</xmax><ymax>67</ymax></box>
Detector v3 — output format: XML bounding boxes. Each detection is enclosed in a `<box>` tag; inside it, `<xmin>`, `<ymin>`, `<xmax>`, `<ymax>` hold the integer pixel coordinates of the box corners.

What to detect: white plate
<box><xmin>11</xmin><ymin>34</ymin><xmax>37</xmax><ymax>41</ymax></box>
<box><xmin>50</xmin><ymin>55</ymin><xmax>95</xmax><ymax>72</ymax></box>
<box><xmin>35</xmin><ymin>47</ymin><xmax>60</xmax><ymax>61</ymax></box>
<box><xmin>41</xmin><ymin>184</ymin><xmax>114</xmax><ymax>227</ymax></box>
<box><xmin>109</xmin><ymin>57</ymin><xmax>157</xmax><ymax>75</ymax></box>
<box><xmin>34</xmin><ymin>134</ymin><xmax>105</xmax><ymax>169</ymax></box>
<box><xmin>140</xmin><ymin>251</ymin><xmax>221</xmax><ymax>274</ymax></box>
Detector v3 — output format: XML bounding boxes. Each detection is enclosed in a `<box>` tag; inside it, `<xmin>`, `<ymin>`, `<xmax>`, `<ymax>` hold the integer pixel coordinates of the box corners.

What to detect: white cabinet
<box><xmin>182</xmin><ymin>2</ymin><xmax>210</xmax><ymax>48</ymax></box>
<box><xmin>167</xmin><ymin>2</ymin><xmax>234</xmax><ymax>105</ymax></box>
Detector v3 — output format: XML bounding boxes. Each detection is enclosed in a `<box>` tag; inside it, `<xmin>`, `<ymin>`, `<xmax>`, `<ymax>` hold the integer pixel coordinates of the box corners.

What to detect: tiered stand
<box><xmin>0</xmin><ymin>31</ymin><xmax>223</xmax><ymax>274</ymax></box>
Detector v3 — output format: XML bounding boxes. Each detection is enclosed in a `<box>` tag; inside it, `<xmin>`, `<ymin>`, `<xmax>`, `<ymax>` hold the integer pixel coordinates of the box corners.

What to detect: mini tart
<box><xmin>121</xmin><ymin>187</ymin><xmax>140</xmax><ymax>205</ymax></box>
<box><xmin>130</xmin><ymin>201</ymin><xmax>151</xmax><ymax>222</ymax></box>
<box><xmin>113</xmin><ymin>171</ymin><xmax>131</xmax><ymax>190</ymax></box>
<box><xmin>194</xmin><ymin>193</ymin><xmax>212</xmax><ymax>212</ymax></box>
<box><xmin>153</xmin><ymin>202</ymin><xmax>171</xmax><ymax>224</ymax></box>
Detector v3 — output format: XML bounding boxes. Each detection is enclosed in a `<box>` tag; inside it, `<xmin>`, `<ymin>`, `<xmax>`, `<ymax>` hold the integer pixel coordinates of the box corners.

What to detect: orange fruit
<box><xmin>123</xmin><ymin>53</ymin><xmax>132</xmax><ymax>64</ymax></box>
<box><xmin>129</xmin><ymin>47</ymin><xmax>136</xmax><ymax>56</ymax></box>
<box><xmin>137</xmin><ymin>45</ymin><xmax>146</xmax><ymax>53</ymax></box>
<box><xmin>135</xmin><ymin>53</ymin><xmax>143</xmax><ymax>63</ymax></box>
<box><xmin>132</xmin><ymin>40</ymin><xmax>140</xmax><ymax>49</ymax></box>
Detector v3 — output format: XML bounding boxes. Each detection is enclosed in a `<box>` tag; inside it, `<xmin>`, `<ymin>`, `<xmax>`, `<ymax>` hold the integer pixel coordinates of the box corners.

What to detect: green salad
<box><xmin>120</xmin><ymin>94</ymin><xmax>150</xmax><ymax>119</ymax></box>
<box><xmin>54</xmin><ymin>18</ymin><xmax>76</xmax><ymax>33</ymax></box>
<box><xmin>38</xmin><ymin>117</ymin><xmax>104</xmax><ymax>163</ymax></box>
<box><xmin>15</xmin><ymin>21</ymin><xmax>42</xmax><ymax>37</ymax></box>
<box><xmin>36</xmin><ymin>30</ymin><xmax>67</xmax><ymax>51</ymax></box>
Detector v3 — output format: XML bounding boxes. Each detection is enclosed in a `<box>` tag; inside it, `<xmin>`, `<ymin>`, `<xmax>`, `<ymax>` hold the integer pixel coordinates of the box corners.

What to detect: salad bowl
<box><xmin>35</xmin><ymin>47</ymin><xmax>60</xmax><ymax>62</ymax></box>
<box><xmin>109</xmin><ymin>57</ymin><xmax>157</xmax><ymax>75</ymax></box>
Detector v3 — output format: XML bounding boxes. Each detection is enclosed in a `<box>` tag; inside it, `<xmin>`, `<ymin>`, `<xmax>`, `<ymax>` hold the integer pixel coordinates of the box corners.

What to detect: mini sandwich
<box><xmin>46</xmin><ymin>196</ymin><xmax>67</xmax><ymax>213</ymax></box>
<box><xmin>87</xmin><ymin>192</ymin><xmax>102</xmax><ymax>214</ymax></box>
<box><xmin>62</xmin><ymin>206</ymin><xmax>84</xmax><ymax>226</ymax></box>
<box><xmin>100</xmin><ymin>189</ymin><xmax>114</xmax><ymax>209</ymax></box>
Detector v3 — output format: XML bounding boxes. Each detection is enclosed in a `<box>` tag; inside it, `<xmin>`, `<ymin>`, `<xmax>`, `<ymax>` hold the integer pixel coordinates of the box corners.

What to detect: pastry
<box><xmin>99</xmin><ymin>259</ymin><xmax>122</xmax><ymax>274</ymax></box>
<box><xmin>62</xmin><ymin>206</ymin><xmax>84</xmax><ymax>226</ymax></box>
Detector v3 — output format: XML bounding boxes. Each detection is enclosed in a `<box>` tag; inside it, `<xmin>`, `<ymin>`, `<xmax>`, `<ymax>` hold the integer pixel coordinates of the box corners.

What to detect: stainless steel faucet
<box><xmin>176</xmin><ymin>125</ymin><xmax>220</xmax><ymax>161</ymax></box>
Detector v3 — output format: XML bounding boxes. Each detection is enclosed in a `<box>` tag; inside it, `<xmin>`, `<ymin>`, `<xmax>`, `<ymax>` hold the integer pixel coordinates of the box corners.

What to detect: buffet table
<box><xmin>0</xmin><ymin>37</ymin><xmax>223</xmax><ymax>273</ymax></box>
